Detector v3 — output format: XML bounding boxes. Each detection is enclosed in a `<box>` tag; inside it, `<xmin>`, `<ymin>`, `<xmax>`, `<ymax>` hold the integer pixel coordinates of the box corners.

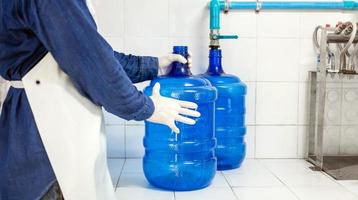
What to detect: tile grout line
<box><xmin>122</xmin><ymin>0</ymin><xmax>128</xmax><ymax>159</ymax></box>
<box><xmin>221</xmin><ymin>171</ymin><xmax>240</xmax><ymax>200</ymax></box>
<box><xmin>338</xmin><ymin>80</ymin><xmax>343</xmax><ymax>155</ymax></box>
<box><xmin>257</xmin><ymin>159</ymin><xmax>302</xmax><ymax>200</ymax></box>
<box><xmin>259</xmin><ymin>159</ymin><xmax>358</xmax><ymax>199</ymax></box>
<box><xmin>254</xmin><ymin>12</ymin><xmax>259</xmax><ymax>159</ymax></box>
<box><xmin>335</xmin><ymin>181</ymin><xmax>358</xmax><ymax>198</ymax></box>
<box><xmin>296</xmin><ymin>20</ymin><xmax>302</xmax><ymax>158</ymax></box>
<box><xmin>115</xmin><ymin>158</ymin><xmax>127</xmax><ymax>190</ymax></box>
<box><xmin>319</xmin><ymin>169</ymin><xmax>358</xmax><ymax>198</ymax></box>
<box><xmin>124</xmin><ymin>123</ymin><xmax>127</xmax><ymax>158</ymax></box>
<box><xmin>296</xmin><ymin>84</ymin><xmax>300</xmax><ymax>158</ymax></box>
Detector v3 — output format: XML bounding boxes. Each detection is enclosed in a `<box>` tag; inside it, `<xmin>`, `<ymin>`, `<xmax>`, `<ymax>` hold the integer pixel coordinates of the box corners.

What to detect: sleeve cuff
<box><xmin>139</xmin><ymin>56</ymin><xmax>159</xmax><ymax>81</ymax></box>
<box><xmin>132</xmin><ymin>94</ymin><xmax>155</xmax><ymax>121</ymax></box>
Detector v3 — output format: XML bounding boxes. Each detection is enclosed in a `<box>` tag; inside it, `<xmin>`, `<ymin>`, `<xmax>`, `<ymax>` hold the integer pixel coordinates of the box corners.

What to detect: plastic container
<box><xmin>202</xmin><ymin>48</ymin><xmax>247</xmax><ymax>171</ymax></box>
<box><xmin>143</xmin><ymin>46</ymin><xmax>217</xmax><ymax>191</ymax></box>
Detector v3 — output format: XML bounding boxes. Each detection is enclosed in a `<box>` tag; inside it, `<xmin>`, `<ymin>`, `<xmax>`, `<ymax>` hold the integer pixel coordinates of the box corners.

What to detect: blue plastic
<box><xmin>143</xmin><ymin>46</ymin><xmax>218</xmax><ymax>191</ymax></box>
<box><xmin>218</xmin><ymin>35</ymin><xmax>239</xmax><ymax>40</ymax></box>
<box><xmin>210</xmin><ymin>0</ymin><xmax>221</xmax><ymax>29</ymax></box>
<box><xmin>168</xmin><ymin>46</ymin><xmax>192</xmax><ymax>77</ymax></box>
<box><xmin>202</xmin><ymin>49</ymin><xmax>247</xmax><ymax>171</ymax></box>
<box><xmin>213</xmin><ymin>0</ymin><xmax>358</xmax><ymax>10</ymax></box>
<box><xmin>226</xmin><ymin>1</ymin><xmax>358</xmax><ymax>10</ymax></box>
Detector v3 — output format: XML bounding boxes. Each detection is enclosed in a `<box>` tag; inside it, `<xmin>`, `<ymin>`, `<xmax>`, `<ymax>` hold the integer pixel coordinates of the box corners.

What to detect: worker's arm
<box><xmin>17</xmin><ymin>0</ymin><xmax>154</xmax><ymax>121</ymax></box>
<box><xmin>113</xmin><ymin>52</ymin><xmax>159</xmax><ymax>83</ymax></box>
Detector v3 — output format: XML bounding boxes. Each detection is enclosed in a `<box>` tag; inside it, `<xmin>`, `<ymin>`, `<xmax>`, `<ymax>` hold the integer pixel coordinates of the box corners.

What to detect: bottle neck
<box><xmin>207</xmin><ymin>49</ymin><xmax>224</xmax><ymax>75</ymax></box>
<box><xmin>169</xmin><ymin>46</ymin><xmax>191</xmax><ymax>77</ymax></box>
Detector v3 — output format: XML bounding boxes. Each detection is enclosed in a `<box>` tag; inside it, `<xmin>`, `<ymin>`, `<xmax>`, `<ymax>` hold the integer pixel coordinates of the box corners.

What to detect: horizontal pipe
<box><xmin>210</xmin><ymin>0</ymin><xmax>358</xmax><ymax>29</ymax></box>
<box><xmin>209</xmin><ymin>0</ymin><xmax>358</xmax><ymax>46</ymax></box>
<box><xmin>327</xmin><ymin>33</ymin><xmax>358</xmax><ymax>43</ymax></box>
<box><xmin>219</xmin><ymin>1</ymin><xmax>358</xmax><ymax>10</ymax></box>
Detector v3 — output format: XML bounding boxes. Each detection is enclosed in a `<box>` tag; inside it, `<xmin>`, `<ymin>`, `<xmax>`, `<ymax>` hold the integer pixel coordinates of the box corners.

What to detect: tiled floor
<box><xmin>108</xmin><ymin>159</ymin><xmax>358</xmax><ymax>200</ymax></box>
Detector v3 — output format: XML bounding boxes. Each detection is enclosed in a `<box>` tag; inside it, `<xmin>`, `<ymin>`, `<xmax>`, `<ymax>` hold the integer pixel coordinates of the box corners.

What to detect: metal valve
<box><xmin>210</xmin><ymin>29</ymin><xmax>239</xmax><ymax>48</ymax></box>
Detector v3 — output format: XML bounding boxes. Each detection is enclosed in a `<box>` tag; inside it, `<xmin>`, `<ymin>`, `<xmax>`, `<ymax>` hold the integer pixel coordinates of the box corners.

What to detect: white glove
<box><xmin>158</xmin><ymin>53</ymin><xmax>193</xmax><ymax>76</ymax></box>
<box><xmin>147</xmin><ymin>83</ymin><xmax>201</xmax><ymax>134</ymax></box>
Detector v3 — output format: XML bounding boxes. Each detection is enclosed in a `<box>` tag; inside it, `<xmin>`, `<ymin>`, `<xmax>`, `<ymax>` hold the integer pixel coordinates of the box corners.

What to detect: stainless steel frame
<box><xmin>308</xmin><ymin>26</ymin><xmax>358</xmax><ymax>180</ymax></box>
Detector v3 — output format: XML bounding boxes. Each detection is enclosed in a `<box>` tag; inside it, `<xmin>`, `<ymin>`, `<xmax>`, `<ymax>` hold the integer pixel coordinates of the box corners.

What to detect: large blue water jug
<box><xmin>202</xmin><ymin>48</ymin><xmax>247</xmax><ymax>171</ymax></box>
<box><xmin>143</xmin><ymin>46</ymin><xmax>218</xmax><ymax>191</ymax></box>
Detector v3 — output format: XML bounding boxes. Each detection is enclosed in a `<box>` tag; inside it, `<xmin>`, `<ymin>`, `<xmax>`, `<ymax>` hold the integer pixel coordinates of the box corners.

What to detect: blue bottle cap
<box><xmin>169</xmin><ymin>46</ymin><xmax>191</xmax><ymax>77</ymax></box>
<box><xmin>173</xmin><ymin>46</ymin><xmax>189</xmax><ymax>56</ymax></box>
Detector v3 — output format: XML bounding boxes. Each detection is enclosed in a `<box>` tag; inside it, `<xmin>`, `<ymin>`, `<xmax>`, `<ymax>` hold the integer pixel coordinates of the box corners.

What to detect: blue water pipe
<box><xmin>209</xmin><ymin>0</ymin><xmax>358</xmax><ymax>46</ymax></box>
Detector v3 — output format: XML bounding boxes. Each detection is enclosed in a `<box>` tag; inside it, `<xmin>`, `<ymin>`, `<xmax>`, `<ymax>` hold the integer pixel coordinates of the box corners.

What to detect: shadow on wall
<box><xmin>0</xmin><ymin>77</ymin><xmax>9</xmax><ymax>112</ymax></box>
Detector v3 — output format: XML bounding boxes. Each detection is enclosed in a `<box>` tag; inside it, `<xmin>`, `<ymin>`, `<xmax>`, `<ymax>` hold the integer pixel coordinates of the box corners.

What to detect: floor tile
<box><xmin>210</xmin><ymin>172</ymin><xmax>231</xmax><ymax>188</ymax></box>
<box><xmin>260</xmin><ymin>158</ymin><xmax>339</xmax><ymax>187</ymax></box>
<box><xmin>224</xmin><ymin>170</ymin><xmax>284</xmax><ymax>187</ymax></box>
<box><xmin>115</xmin><ymin>187</ymin><xmax>175</xmax><ymax>200</ymax></box>
<box><xmin>338</xmin><ymin>181</ymin><xmax>358</xmax><ymax>196</ymax></box>
<box><xmin>233</xmin><ymin>186</ymin><xmax>299</xmax><ymax>200</ymax></box>
<box><xmin>222</xmin><ymin>159</ymin><xmax>283</xmax><ymax>187</ymax></box>
<box><xmin>118</xmin><ymin>162</ymin><xmax>229</xmax><ymax>189</ymax></box>
<box><xmin>111</xmin><ymin>159</ymin><xmax>358</xmax><ymax>200</ymax></box>
<box><xmin>272</xmin><ymin>170</ymin><xmax>338</xmax><ymax>187</ymax></box>
<box><xmin>117</xmin><ymin>172</ymin><xmax>153</xmax><ymax>188</ymax></box>
<box><xmin>121</xmin><ymin>159</ymin><xmax>143</xmax><ymax>173</ymax></box>
<box><xmin>260</xmin><ymin>159</ymin><xmax>314</xmax><ymax>174</ymax></box>
<box><xmin>226</xmin><ymin>159</ymin><xmax>268</xmax><ymax>174</ymax></box>
<box><xmin>108</xmin><ymin>159</ymin><xmax>125</xmax><ymax>187</ymax></box>
<box><xmin>290</xmin><ymin>186</ymin><xmax>358</xmax><ymax>200</ymax></box>
<box><xmin>175</xmin><ymin>187</ymin><xmax>237</xmax><ymax>200</ymax></box>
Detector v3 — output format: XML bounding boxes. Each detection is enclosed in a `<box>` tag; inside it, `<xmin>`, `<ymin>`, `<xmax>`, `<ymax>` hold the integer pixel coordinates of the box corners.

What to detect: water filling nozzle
<box><xmin>209</xmin><ymin>0</ymin><xmax>239</xmax><ymax>48</ymax></box>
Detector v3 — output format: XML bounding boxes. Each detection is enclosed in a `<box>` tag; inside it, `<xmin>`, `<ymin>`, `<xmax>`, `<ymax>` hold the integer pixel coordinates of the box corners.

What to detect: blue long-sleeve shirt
<box><xmin>0</xmin><ymin>0</ymin><xmax>158</xmax><ymax>199</ymax></box>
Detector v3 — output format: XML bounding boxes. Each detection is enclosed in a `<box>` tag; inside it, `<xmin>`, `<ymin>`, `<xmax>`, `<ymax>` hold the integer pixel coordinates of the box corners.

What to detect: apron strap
<box><xmin>9</xmin><ymin>81</ymin><xmax>24</xmax><ymax>89</ymax></box>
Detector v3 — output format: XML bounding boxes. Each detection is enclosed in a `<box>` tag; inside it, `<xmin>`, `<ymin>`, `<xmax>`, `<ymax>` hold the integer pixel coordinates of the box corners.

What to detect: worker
<box><xmin>0</xmin><ymin>0</ymin><xmax>200</xmax><ymax>199</ymax></box>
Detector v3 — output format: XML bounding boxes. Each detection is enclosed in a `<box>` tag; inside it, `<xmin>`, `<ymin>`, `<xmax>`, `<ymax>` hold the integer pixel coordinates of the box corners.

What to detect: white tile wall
<box><xmin>95</xmin><ymin>0</ymin><xmax>124</xmax><ymax>37</ymax></box>
<box><xmin>125</xmin><ymin>126</ymin><xmax>145</xmax><ymax>158</ymax></box>
<box><xmin>256</xmin><ymin>82</ymin><xmax>298</xmax><ymax>125</ymax></box>
<box><xmin>94</xmin><ymin>0</ymin><xmax>358</xmax><ymax>159</ymax></box>
<box><xmin>106</xmin><ymin>125</ymin><xmax>125</xmax><ymax>158</ymax></box>
<box><xmin>125</xmin><ymin>0</ymin><xmax>169</xmax><ymax>37</ymax></box>
<box><xmin>256</xmin><ymin>126</ymin><xmax>298</xmax><ymax>158</ymax></box>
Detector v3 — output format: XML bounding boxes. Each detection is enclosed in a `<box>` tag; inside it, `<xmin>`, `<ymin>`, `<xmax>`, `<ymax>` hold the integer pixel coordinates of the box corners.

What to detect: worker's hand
<box><xmin>147</xmin><ymin>83</ymin><xmax>200</xmax><ymax>134</ymax></box>
<box><xmin>158</xmin><ymin>52</ymin><xmax>193</xmax><ymax>76</ymax></box>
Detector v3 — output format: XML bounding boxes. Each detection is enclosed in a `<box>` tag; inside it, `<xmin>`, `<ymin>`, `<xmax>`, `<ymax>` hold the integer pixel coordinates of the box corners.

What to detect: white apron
<box><xmin>21</xmin><ymin>53</ymin><xmax>116</xmax><ymax>200</ymax></box>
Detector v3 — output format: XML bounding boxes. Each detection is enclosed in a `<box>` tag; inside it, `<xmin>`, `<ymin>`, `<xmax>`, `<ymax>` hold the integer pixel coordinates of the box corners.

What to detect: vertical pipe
<box><xmin>210</xmin><ymin>0</ymin><xmax>221</xmax><ymax>30</ymax></box>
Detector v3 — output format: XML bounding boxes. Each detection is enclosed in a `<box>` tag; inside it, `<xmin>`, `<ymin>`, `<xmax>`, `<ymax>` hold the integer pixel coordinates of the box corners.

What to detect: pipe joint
<box><xmin>224</xmin><ymin>0</ymin><xmax>231</xmax><ymax>13</ymax></box>
<box><xmin>255</xmin><ymin>0</ymin><xmax>262</xmax><ymax>13</ymax></box>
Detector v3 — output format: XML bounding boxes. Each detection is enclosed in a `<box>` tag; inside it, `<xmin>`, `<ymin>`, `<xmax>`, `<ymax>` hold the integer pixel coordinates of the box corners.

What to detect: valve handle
<box><xmin>217</xmin><ymin>35</ymin><xmax>239</xmax><ymax>39</ymax></box>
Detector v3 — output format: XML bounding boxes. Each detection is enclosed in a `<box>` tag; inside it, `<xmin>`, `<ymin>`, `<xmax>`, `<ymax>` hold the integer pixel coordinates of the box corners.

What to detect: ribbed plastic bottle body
<box><xmin>203</xmin><ymin>48</ymin><xmax>247</xmax><ymax>170</ymax></box>
<box><xmin>143</xmin><ymin>77</ymin><xmax>217</xmax><ymax>191</ymax></box>
<box><xmin>204</xmin><ymin>74</ymin><xmax>247</xmax><ymax>170</ymax></box>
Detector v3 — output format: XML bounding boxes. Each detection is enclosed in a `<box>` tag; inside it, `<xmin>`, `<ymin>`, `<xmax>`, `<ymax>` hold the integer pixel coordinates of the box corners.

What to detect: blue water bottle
<box><xmin>143</xmin><ymin>46</ymin><xmax>217</xmax><ymax>191</ymax></box>
<box><xmin>202</xmin><ymin>48</ymin><xmax>247</xmax><ymax>170</ymax></box>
